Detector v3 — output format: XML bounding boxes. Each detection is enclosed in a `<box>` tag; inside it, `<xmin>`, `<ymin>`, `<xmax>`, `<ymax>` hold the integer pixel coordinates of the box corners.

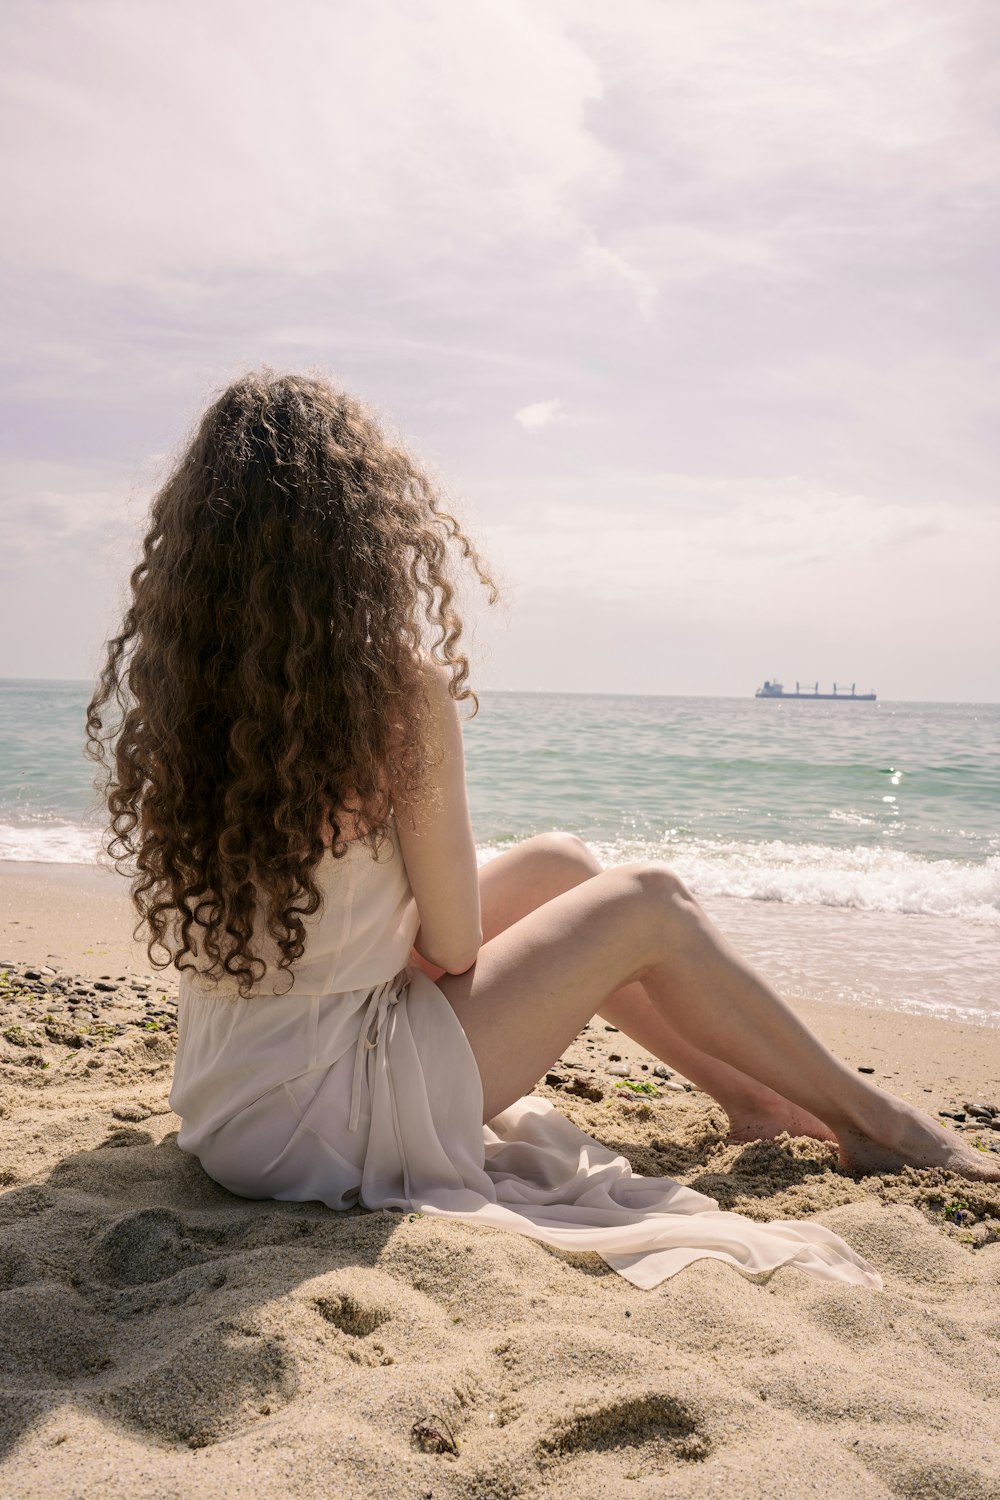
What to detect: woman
<box><xmin>86</xmin><ymin>370</ymin><xmax>996</xmax><ymax>1293</ymax></box>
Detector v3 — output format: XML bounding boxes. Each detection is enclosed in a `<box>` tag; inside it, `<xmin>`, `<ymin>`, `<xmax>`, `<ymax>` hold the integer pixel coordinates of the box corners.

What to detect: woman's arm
<box><xmin>392</xmin><ymin>659</ymin><xmax>482</xmax><ymax>975</ymax></box>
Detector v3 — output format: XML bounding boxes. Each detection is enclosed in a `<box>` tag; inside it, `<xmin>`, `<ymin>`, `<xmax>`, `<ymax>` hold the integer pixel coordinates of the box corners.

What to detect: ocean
<box><xmin>2</xmin><ymin>678</ymin><xmax>998</xmax><ymax>1026</ymax></box>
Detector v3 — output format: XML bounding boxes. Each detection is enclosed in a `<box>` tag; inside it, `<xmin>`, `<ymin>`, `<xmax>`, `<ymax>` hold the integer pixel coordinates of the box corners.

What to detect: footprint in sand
<box><xmin>101</xmin><ymin>1318</ymin><xmax>297</xmax><ymax>1449</ymax></box>
<box><xmin>314</xmin><ymin>1290</ymin><xmax>391</xmax><ymax>1338</ymax></box>
<box><xmin>313</xmin><ymin>1290</ymin><xmax>395</xmax><ymax>1366</ymax></box>
<box><xmin>536</xmin><ymin>1391</ymin><xmax>710</xmax><ymax>1468</ymax></box>
<box><xmin>91</xmin><ymin>1207</ymin><xmax>216</xmax><ymax>1288</ymax></box>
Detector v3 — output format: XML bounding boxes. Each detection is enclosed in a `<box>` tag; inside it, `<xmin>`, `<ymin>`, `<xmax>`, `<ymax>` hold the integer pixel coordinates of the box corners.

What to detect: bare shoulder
<box><xmin>416</xmin><ymin>653</ymin><xmax>457</xmax><ymax>705</ymax></box>
<box><xmin>406</xmin><ymin>655</ymin><xmax>464</xmax><ymax>754</ymax></box>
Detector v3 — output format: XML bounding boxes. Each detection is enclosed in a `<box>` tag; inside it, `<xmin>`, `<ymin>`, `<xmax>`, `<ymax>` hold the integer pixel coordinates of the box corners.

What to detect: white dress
<box><xmin>168</xmin><ymin>824</ymin><xmax>881</xmax><ymax>1291</ymax></box>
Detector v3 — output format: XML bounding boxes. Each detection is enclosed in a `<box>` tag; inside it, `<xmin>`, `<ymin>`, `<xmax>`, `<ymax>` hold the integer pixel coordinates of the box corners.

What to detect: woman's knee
<box><xmin>618</xmin><ymin>860</ymin><xmax>696</xmax><ymax>917</ymax></box>
<box><xmin>524</xmin><ymin>830</ymin><xmax>600</xmax><ymax>879</ymax></box>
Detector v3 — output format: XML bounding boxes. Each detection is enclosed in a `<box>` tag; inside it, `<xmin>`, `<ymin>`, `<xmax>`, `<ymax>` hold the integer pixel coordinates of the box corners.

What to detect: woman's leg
<box><xmin>434</xmin><ymin>859</ymin><xmax>998</xmax><ymax>1180</ymax></box>
<box><xmin>437</xmin><ymin>834</ymin><xmax>835</xmax><ymax>1142</ymax></box>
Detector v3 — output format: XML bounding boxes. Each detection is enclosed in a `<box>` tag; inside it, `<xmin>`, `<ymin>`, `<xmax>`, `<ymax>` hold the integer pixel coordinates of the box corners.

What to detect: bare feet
<box><xmin>725</xmin><ymin>1083</ymin><xmax>1000</xmax><ymax>1180</ymax></box>
<box><xmin>836</xmin><ymin>1099</ymin><xmax>1000</xmax><ymax>1181</ymax></box>
<box><xmin>724</xmin><ymin>1093</ymin><xmax>838</xmax><ymax>1146</ymax></box>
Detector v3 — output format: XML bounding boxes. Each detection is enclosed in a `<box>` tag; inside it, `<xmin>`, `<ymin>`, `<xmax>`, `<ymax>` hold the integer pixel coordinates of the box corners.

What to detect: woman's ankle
<box><xmin>826</xmin><ymin>1080</ymin><xmax>914</xmax><ymax>1147</ymax></box>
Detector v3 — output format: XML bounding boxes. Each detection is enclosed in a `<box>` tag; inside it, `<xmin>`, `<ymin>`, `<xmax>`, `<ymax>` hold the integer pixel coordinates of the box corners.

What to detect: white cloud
<box><xmin>578</xmin><ymin>238</ymin><xmax>659</xmax><ymax>316</ymax></box>
<box><xmin>1</xmin><ymin>0</ymin><xmax>617</xmax><ymax>289</ymax></box>
<box><xmin>473</xmin><ymin>470</ymin><xmax>963</xmax><ymax>609</ymax></box>
<box><xmin>471</xmin><ymin>472</ymin><xmax>1000</xmax><ymax>699</ymax></box>
<box><xmin>0</xmin><ymin>460</ymin><xmax>148</xmax><ymax>570</ymax></box>
<box><xmin>574</xmin><ymin>0</ymin><xmax>980</xmax><ymax>172</ymax></box>
<box><xmin>514</xmin><ymin>400</ymin><xmax>565</xmax><ymax>432</ymax></box>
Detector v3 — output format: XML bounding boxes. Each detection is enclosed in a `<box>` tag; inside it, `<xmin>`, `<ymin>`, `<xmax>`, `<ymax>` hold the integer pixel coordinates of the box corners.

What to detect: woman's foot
<box><xmin>723</xmin><ymin>1089</ymin><xmax>839</xmax><ymax>1146</ymax></box>
<box><xmin>837</xmin><ymin>1098</ymin><xmax>1000</xmax><ymax>1181</ymax></box>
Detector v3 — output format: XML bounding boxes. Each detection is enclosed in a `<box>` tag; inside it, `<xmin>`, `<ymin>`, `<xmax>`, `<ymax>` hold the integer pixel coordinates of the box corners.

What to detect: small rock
<box><xmin>23</xmin><ymin>969</ymin><xmax>41</xmax><ymax>981</ymax></box>
<box><xmin>661</xmin><ymin>1081</ymin><xmax>685</xmax><ymax>1093</ymax></box>
<box><xmin>93</xmin><ymin>981</ymin><xmax>117</xmax><ymax>992</ymax></box>
<box><xmin>857</xmin><ymin>1066</ymin><xmax>875</xmax><ymax>1075</ymax></box>
<box><xmin>545</xmin><ymin>1072</ymin><xmax>566</xmax><ymax>1088</ymax></box>
<box><xmin>608</xmin><ymin>1062</ymin><xmax>630</xmax><ymax>1077</ymax></box>
<box><xmin>608</xmin><ymin>1053</ymin><xmax>622</xmax><ymax>1063</ymax></box>
<box><xmin>603</xmin><ymin>1024</ymin><xmax>619</xmax><ymax>1032</ymax></box>
<box><xmin>653</xmin><ymin>1064</ymin><xmax>673</xmax><ymax>1079</ymax></box>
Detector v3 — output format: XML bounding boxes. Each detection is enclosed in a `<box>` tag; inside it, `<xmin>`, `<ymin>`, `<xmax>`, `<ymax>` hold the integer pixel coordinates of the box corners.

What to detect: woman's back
<box><xmin>168</xmin><ymin>823</ymin><xmax>424</xmax><ymax>1170</ymax></box>
<box><xmin>177</xmin><ymin>822</ymin><xmax>419</xmax><ymax>1000</ymax></box>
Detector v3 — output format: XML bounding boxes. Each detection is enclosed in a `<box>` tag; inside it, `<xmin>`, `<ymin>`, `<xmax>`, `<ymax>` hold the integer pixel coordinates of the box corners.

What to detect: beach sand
<box><xmin>1</xmin><ymin>859</ymin><xmax>999</xmax><ymax>1498</ymax></box>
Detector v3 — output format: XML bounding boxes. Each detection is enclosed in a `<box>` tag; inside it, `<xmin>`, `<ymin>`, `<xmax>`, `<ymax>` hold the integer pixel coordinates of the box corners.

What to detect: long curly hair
<box><xmin>86</xmin><ymin>369</ymin><xmax>497</xmax><ymax>996</ymax></box>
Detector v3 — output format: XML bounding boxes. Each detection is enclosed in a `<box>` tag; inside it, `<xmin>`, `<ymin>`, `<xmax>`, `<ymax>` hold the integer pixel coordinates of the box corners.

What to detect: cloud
<box><xmin>514</xmin><ymin>400</ymin><xmax>565</xmax><ymax>432</ymax></box>
<box><xmin>470</xmin><ymin>468</ymin><xmax>1000</xmax><ymax>698</ymax></box>
<box><xmin>1</xmin><ymin>0</ymin><xmax>618</xmax><ymax>290</ymax></box>
<box><xmin>0</xmin><ymin>460</ymin><xmax>149</xmax><ymax>573</ymax></box>
<box><xmin>473</xmin><ymin>470</ymin><xmax>961</xmax><ymax>611</ymax></box>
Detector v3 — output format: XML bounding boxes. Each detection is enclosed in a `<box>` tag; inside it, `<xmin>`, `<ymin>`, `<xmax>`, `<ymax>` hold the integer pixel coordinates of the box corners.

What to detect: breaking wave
<box><xmin>479</xmin><ymin>837</ymin><xmax>1000</xmax><ymax>925</ymax></box>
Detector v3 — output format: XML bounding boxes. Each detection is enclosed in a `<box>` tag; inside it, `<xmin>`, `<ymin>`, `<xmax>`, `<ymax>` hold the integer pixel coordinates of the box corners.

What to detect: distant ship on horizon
<box><xmin>755</xmin><ymin>680</ymin><xmax>877</xmax><ymax>702</ymax></box>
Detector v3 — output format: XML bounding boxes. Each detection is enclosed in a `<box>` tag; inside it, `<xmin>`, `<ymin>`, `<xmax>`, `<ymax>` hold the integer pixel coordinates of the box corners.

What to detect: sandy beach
<box><xmin>2</xmin><ymin>859</ymin><xmax>999</xmax><ymax>1498</ymax></box>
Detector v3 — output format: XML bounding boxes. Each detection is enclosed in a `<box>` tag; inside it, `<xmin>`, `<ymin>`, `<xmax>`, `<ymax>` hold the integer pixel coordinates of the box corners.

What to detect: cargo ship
<box><xmin>755</xmin><ymin>680</ymin><xmax>876</xmax><ymax>701</ymax></box>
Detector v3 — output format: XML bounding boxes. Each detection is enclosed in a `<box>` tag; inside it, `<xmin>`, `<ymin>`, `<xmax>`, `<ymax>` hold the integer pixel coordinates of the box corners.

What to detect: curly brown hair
<box><xmin>86</xmin><ymin>369</ymin><xmax>497</xmax><ymax>996</ymax></box>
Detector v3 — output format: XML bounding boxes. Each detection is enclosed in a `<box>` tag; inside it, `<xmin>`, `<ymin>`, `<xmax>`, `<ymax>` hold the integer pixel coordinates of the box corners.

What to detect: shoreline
<box><xmin>2</xmin><ymin>854</ymin><xmax>999</xmax><ymax>1136</ymax></box>
<box><xmin>3</xmin><ymin>843</ymin><xmax>998</xmax><ymax>1026</ymax></box>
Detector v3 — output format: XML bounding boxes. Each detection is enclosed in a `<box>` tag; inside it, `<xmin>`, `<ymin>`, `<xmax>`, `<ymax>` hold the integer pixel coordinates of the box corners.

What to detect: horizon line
<box><xmin>1</xmin><ymin>675</ymin><xmax>998</xmax><ymax>707</ymax></box>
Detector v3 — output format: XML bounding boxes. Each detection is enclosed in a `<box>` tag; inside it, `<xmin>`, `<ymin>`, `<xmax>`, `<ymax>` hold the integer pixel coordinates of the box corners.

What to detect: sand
<box><xmin>2</xmin><ymin>858</ymin><xmax>999</xmax><ymax>1498</ymax></box>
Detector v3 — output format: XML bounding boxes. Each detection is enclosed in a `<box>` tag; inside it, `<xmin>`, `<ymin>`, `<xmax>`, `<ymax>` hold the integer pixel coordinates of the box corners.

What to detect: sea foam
<box><xmin>0</xmin><ymin>820</ymin><xmax>104</xmax><ymax>864</ymax></box>
<box><xmin>5</xmin><ymin>820</ymin><xmax>997</xmax><ymax>927</ymax></box>
<box><xmin>479</xmin><ymin>838</ymin><xmax>1000</xmax><ymax>924</ymax></box>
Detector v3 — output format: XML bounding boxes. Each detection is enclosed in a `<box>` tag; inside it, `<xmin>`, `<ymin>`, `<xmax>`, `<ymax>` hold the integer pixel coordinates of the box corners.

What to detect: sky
<box><xmin>2</xmin><ymin>0</ymin><xmax>998</xmax><ymax>700</ymax></box>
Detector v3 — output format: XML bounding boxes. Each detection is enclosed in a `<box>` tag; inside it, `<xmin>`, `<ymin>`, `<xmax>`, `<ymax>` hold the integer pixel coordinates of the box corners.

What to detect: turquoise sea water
<box><xmin>2</xmin><ymin>679</ymin><xmax>998</xmax><ymax>1023</ymax></box>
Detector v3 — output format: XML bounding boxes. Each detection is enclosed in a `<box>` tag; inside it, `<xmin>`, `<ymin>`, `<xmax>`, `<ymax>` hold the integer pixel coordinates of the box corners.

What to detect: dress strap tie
<box><xmin>348</xmin><ymin>972</ymin><xmax>406</xmax><ymax>1132</ymax></box>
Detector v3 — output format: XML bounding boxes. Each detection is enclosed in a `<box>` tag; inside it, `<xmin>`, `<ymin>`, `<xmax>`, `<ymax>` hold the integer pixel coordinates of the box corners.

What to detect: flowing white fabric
<box><xmin>168</xmin><ymin>826</ymin><xmax>882</xmax><ymax>1291</ymax></box>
